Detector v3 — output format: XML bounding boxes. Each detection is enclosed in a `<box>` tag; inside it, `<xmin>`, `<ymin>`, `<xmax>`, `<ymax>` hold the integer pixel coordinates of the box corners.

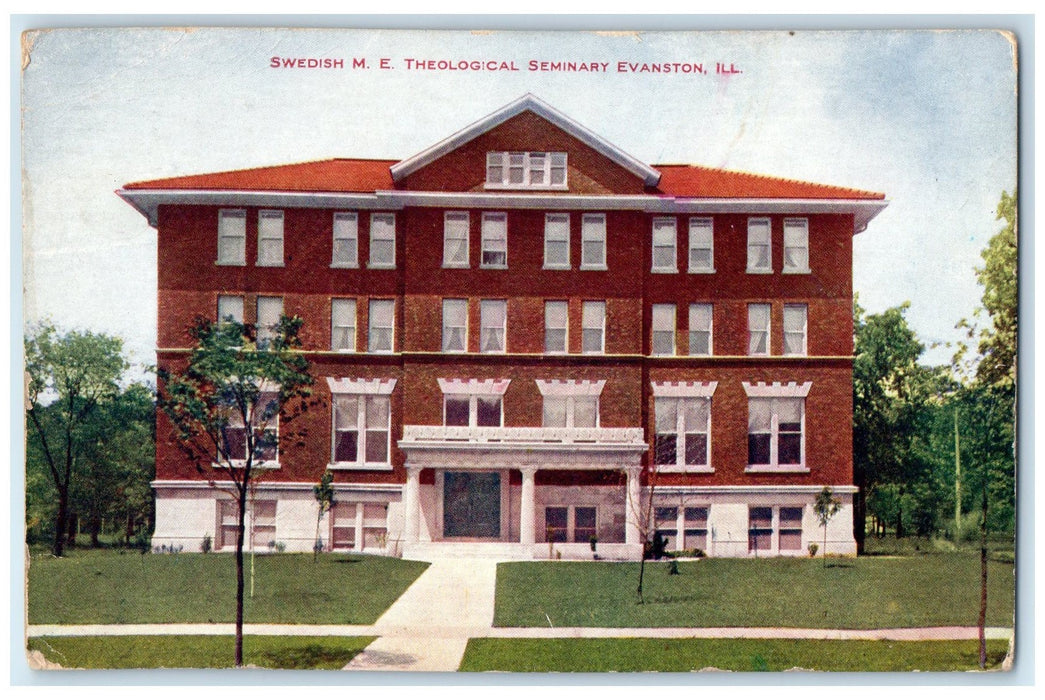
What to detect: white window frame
<box><xmin>437</xmin><ymin>378</ymin><xmax>511</xmax><ymax>429</ymax></box>
<box><xmin>256</xmin><ymin>296</ymin><xmax>283</xmax><ymax>348</ymax></box>
<box><xmin>485</xmin><ymin>151</ymin><xmax>567</xmax><ymax>190</ymax></box>
<box><xmin>368</xmin><ymin>213</ymin><xmax>396</xmax><ymax>269</ymax></box>
<box><xmin>332</xmin><ymin>212</ymin><xmax>359</xmax><ymax>268</ymax></box>
<box><xmin>748</xmin><ymin>303</ymin><xmax>771</xmax><ymax>356</ymax></box>
<box><xmin>256</xmin><ymin>210</ymin><xmax>284</xmax><ymax>267</ymax></box>
<box><xmin>443</xmin><ymin>211</ymin><xmax>470</xmax><ymax>269</ymax></box>
<box><xmin>479</xmin><ymin>299</ymin><xmax>507</xmax><ymax>354</ymax></box>
<box><xmin>651</xmin><ymin>304</ymin><xmax>677</xmax><ymax>356</ymax></box>
<box><xmin>749</xmin><ymin>505</ymin><xmax>805</xmax><ymax>554</ymax></box>
<box><xmin>367</xmin><ymin>299</ymin><xmax>395</xmax><ymax>354</ymax></box>
<box><xmin>651</xmin><ymin>217</ymin><xmax>678</xmax><ymax>273</ymax></box>
<box><xmin>688</xmin><ymin>303</ymin><xmax>713</xmax><ymax>356</ymax></box>
<box><xmin>442</xmin><ymin>298</ymin><xmax>468</xmax><ymax>353</ymax></box>
<box><xmin>742</xmin><ymin>381</ymin><xmax>811</xmax><ymax>473</ymax></box>
<box><xmin>217</xmin><ymin>209</ymin><xmax>246</xmax><ymax>266</ymax></box>
<box><xmin>544</xmin><ymin>300</ymin><xmax>569</xmax><ymax>355</ymax></box>
<box><xmin>747</xmin><ymin>217</ymin><xmax>772</xmax><ymax>273</ymax></box>
<box><xmin>330</xmin><ymin>298</ymin><xmax>356</xmax><ymax>352</ymax></box>
<box><xmin>783</xmin><ymin>303</ymin><xmax>808</xmax><ymax>356</ymax></box>
<box><xmin>217</xmin><ymin>295</ymin><xmax>244</xmax><ymax>325</ymax></box>
<box><xmin>783</xmin><ymin>217</ymin><xmax>811</xmax><ymax>274</ymax></box>
<box><xmin>326</xmin><ymin>378</ymin><xmax>397</xmax><ymax>471</ymax></box>
<box><xmin>541</xmin><ymin>395</ymin><xmax>600</xmax><ymax>428</ymax></box>
<box><xmin>442</xmin><ymin>394</ymin><xmax>504</xmax><ymax>428</ymax></box>
<box><xmin>480</xmin><ymin>212</ymin><xmax>508</xmax><ymax>269</ymax></box>
<box><xmin>581</xmin><ymin>301</ymin><xmax>606</xmax><ymax>355</ymax></box>
<box><xmin>580</xmin><ymin>213</ymin><xmax>607</xmax><ymax>270</ymax></box>
<box><xmin>688</xmin><ymin>217</ymin><xmax>714</xmax><ymax>273</ymax></box>
<box><xmin>543</xmin><ymin>213</ymin><xmax>571</xmax><ymax>269</ymax></box>
<box><xmin>653</xmin><ymin>397</ymin><xmax>712</xmax><ymax>472</ymax></box>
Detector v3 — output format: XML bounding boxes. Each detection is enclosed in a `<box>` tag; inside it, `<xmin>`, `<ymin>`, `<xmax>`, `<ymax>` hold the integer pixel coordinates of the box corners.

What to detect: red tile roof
<box><xmin>652</xmin><ymin>164</ymin><xmax>885</xmax><ymax>200</ymax></box>
<box><xmin>123</xmin><ymin>158</ymin><xmax>884</xmax><ymax>201</ymax></box>
<box><xmin>122</xmin><ymin>158</ymin><xmax>397</xmax><ymax>193</ymax></box>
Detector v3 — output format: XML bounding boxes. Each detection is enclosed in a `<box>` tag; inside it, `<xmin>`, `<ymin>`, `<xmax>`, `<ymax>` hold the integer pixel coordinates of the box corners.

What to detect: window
<box><xmin>783</xmin><ymin>218</ymin><xmax>810</xmax><ymax>273</ymax></box>
<box><xmin>573</xmin><ymin>507</ymin><xmax>597</xmax><ymax>543</ymax></box>
<box><xmin>443</xmin><ymin>212</ymin><xmax>470</xmax><ymax>268</ymax></box>
<box><xmin>368</xmin><ymin>213</ymin><xmax>396</xmax><ymax>268</ymax></box>
<box><xmin>543</xmin><ymin>213</ymin><xmax>570</xmax><ymax>269</ymax></box>
<box><xmin>486</xmin><ymin>151</ymin><xmax>567</xmax><ymax>189</ymax></box>
<box><xmin>542</xmin><ymin>395</ymin><xmax>598</xmax><ymax>428</ymax></box>
<box><xmin>544</xmin><ymin>301</ymin><xmax>568</xmax><ymax>354</ymax></box>
<box><xmin>748</xmin><ymin>303</ymin><xmax>771</xmax><ymax>356</ymax></box>
<box><xmin>217</xmin><ymin>295</ymin><xmax>244</xmax><ymax>325</ymax></box>
<box><xmin>368</xmin><ymin>299</ymin><xmax>394</xmax><ymax>353</ymax></box>
<box><xmin>481</xmin><ymin>212</ymin><xmax>508</xmax><ymax>268</ymax></box>
<box><xmin>250</xmin><ymin>500</ymin><xmax>277</xmax><ymax>548</ymax></box>
<box><xmin>651</xmin><ymin>304</ymin><xmax>676</xmax><ymax>356</ymax></box>
<box><xmin>545</xmin><ymin>507</ymin><xmax>568</xmax><ymax>543</ymax></box>
<box><xmin>581</xmin><ymin>213</ymin><xmax>607</xmax><ymax>269</ymax></box>
<box><xmin>217</xmin><ymin>209</ymin><xmax>246</xmax><ymax>265</ymax></box>
<box><xmin>779</xmin><ymin>507</ymin><xmax>804</xmax><ymax>551</ymax></box>
<box><xmin>651</xmin><ymin>218</ymin><xmax>677</xmax><ymax>272</ymax></box>
<box><xmin>544</xmin><ymin>506</ymin><xmax>596</xmax><ymax>543</ymax></box>
<box><xmin>688</xmin><ymin>217</ymin><xmax>714</xmax><ymax>272</ymax></box>
<box><xmin>479</xmin><ymin>300</ymin><xmax>506</xmax><ymax>353</ymax></box>
<box><xmin>748</xmin><ymin>507</ymin><xmax>773</xmax><ymax>553</ymax></box>
<box><xmin>256</xmin><ymin>296</ymin><xmax>283</xmax><ymax>348</ymax></box>
<box><xmin>747</xmin><ymin>217</ymin><xmax>772</xmax><ymax>272</ymax></box>
<box><xmin>442</xmin><ymin>299</ymin><xmax>468</xmax><ymax>353</ymax></box>
<box><xmin>783</xmin><ymin>304</ymin><xmax>808</xmax><ymax>356</ymax></box>
<box><xmin>332</xmin><ymin>394</ymin><xmax>391</xmax><ymax>466</ymax></box>
<box><xmin>654</xmin><ymin>507</ymin><xmax>679</xmax><ymax>550</ymax></box>
<box><xmin>688</xmin><ymin>303</ymin><xmax>713</xmax><ymax>356</ymax></box>
<box><xmin>654</xmin><ymin>397</ymin><xmax>711</xmax><ymax>469</ymax></box>
<box><xmin>581</xmin><ymin>301</ymin><xmax>605</xmax><ymax>354</ymax></box>
<box><xmin>748</xmin><ymin>397</ymin><xmax>804</xmax><ymax>468</ymax></box>
<box><xmin>332</xmin><ymin>212</ymin><xmax>359</xmax><ymax>268</ymax></box>
<box><xmin>220</xmin><ymin>390</ymin><xmax>279</xmax><ymax>464</ymax></box>
<box><xmin>330</xmin><ymin>503</ymin><xmax>356</xmax><ymax>549</ymax></box>
<box><xmin>443</xmin><ymin>394</ymin><xmax>502</xmax><ymax>427</ymax></box>
<box><xmin>684</xmin><ymin>507</ymin><xmax>709</xmax><ymax>551</ymax></box>
<box><xmin>331</xmin><ymin>298</ymin><xmax>356</xmax><ymax>351</ymax></box>
<box><xmin>257</xmin><ymin>210</ymin><xmax>284</xmax><ymax>266</ymax></box>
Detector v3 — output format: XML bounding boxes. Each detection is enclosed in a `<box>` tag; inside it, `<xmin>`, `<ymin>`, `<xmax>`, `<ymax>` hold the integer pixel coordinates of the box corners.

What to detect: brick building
<box><xmin>120</xmin><ymin>94</ymin><xmax>886</xmax><ymax>559</ymax></box>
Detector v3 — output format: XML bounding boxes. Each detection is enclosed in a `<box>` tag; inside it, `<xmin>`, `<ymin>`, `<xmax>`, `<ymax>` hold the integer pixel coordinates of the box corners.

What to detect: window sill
<box><xmin>480</xmin><ymin>264</ymin><xmax>508</xmax><ymax>271</ymax></box>
<box><xmin>331</xmin><ymin>348</ymin><xmax>357</xmax><ymax>353</ymax></box>
<box><xmin>214</xmin><ymin>461</ymin><xmax>281</xmax><ymax>470</ymax></box>
<box><xmin>579</xmin><ymin>264</ymin><xmax>608</xmax><ymax>272</ymax></box>
<box><xmin>215</xmin><ymin>261</ymin><xmax>246</xmax><ymax>267</ymax></box>
<box><xmin>366</xmin><ymin>349</ymin><xmax>395</xmax><ymax>355</ymax></box>
<box><xmin>688</xmin><ymin>268</ymin><xmax>716</xmax><ymax>274</ymax></box>
<box><xmin>654</xmin><ymin>465</ymin><xmax>714</xmax><ymax>474</ymax></box>
<box><xmin>782</xmin><ymin>268</ymin><xmax>812</xmax><ymax>275</ymax></box>
<box><xmin>442</xmin><ymin>263</ymin><xmax>471</xmax><ymax>270</ymax></box>
<box><xmin>256</xmin><ymin>262</ymin><xmax>285</xmax><ymax>268</ymax></box>
<box><xmin>782</xmin><ymin>352</ymin><xmax>808</xmax><ymax>358</ymax></box>
<box><xmin>367</xmin><ymin>263</ymin><xmax>397</xmax><ymax>270</ymax></box>
<box><xmin>651</xmin><ymin>268</ymin><xmax>679</xmax><ymax>274</ymax></box>
<box><xmin>543</xmin><ymin>264</ymin><xmax>572</xmax><ymax>271</ymax></box>
<box><xmin>327</xmin><ymin>462</ymin><xmax>394</xmax><ymax>472</ymax></box>
<box><xmin>330</xmin><ymin>262</ymin><xmax>360</xmax><ymax>269</ymax></box>
<box><xmin>746</xmin><ymin>268</ymin><xmax>773</xmax><ymax>274</ymax></box>
<box><xmin>745</xmin><ymin>465</ymin><xmax>810</xmax><ymax>474</ymax></box>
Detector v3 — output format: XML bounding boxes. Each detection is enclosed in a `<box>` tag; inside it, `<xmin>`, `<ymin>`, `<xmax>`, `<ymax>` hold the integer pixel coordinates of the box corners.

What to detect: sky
<box><xmin>20</xmin><ymin>27</ymin><xmax>1018</xmax><ymax>376</ymax></box>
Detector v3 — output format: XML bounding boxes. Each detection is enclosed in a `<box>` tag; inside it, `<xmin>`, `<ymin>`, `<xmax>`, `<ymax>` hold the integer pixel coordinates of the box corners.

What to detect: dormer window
<box><xmin>486</xmin><ymin>151</ymin><xmax>567</xmax><ymax>189</ymax></box>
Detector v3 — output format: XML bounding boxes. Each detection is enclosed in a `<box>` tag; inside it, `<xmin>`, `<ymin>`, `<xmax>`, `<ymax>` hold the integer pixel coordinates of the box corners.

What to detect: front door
<box><xmin>443</xmin><ymin>471</ymin><xmax>501</xmax><ymax>538</ymax></box>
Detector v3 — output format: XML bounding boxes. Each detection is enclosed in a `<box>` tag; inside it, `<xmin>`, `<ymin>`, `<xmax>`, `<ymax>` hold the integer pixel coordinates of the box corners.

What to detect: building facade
<box><xmin>121</xmin><ymin>94</ymin><xmax>886</xmax><ymax>559</ymax></box>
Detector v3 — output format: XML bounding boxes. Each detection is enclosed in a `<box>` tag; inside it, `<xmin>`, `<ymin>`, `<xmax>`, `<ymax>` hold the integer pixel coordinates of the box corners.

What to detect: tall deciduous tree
<box><xmin>975</xmin><ymin>190</ymin><xmax>1017</xmax><ymax>389</ymax></box>
<box><xmin>157</xmin><ymin>315</ymin><xmax>313</xmax><ymax>667</ymax></box>
<box><xmin>25</xmin><ymin>325</ymin><xmax>128</xmax><ymax>556</ymax></box>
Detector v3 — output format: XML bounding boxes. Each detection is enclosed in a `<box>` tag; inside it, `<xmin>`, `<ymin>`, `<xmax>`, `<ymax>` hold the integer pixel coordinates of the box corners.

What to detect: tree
<box><xmin>313</xmin><ymin>470</ymin><xmax>336</xmax><ymax>562</ymax></box>
<box><xmin>157</xmin><ymin>315</ymin><xmax>313</xmax><ymax>667</ymax></box>
<box><xmin>813</xmin><ymin>487</ymin><xmax>840</xmax><ymax>567</ymax></box>
<box><xmin>974</xmin><ymin>190</ymin><xmax>1017</xmax><ymax>389</ymax></box>
<box><xmin>25</xmin><ymin>325</ymin><xmax>128</xmax><ymax>556</ymax></box>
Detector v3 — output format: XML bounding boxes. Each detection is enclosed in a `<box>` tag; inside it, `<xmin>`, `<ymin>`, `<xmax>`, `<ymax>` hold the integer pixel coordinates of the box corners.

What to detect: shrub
<box><xmin>201</xmin><ymin>534</ymin><xmax>212</xmax><ymax>554</ymax></box>
<box><xmin>808</xmin><ymin>542</ymin><xmax>819</xmax><ymax>558</ymax></box>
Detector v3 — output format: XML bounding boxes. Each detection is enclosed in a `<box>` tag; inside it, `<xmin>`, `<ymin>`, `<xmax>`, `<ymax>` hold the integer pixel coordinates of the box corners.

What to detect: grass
<box><xmin>27</xmin><ymin>635</ymin><xmax>374</xmax><ymax>670</ymax></box>
<box><xmin>459</xmin><ymin>638</ymin><xmax>1010</xmax><ymax>672</ymax></box>
<box><xmin>27</xmin><ymin>549</ymin><xmax>428</xmax><ymax>625</ymax></box>
<box><xmin>494</xmin><ymin>553</ymin><xmax>1015</xmax><ymax>629</ymax></box>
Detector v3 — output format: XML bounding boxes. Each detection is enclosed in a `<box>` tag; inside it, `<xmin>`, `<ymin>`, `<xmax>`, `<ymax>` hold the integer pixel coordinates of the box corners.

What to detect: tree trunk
<box><xmin>978</xmin><ymin>481</ymin><xmax>988</xmax><ymax>669</ymax></box>
<box><xmin>66</xmin><ymin>510</ymin><xmax>78</xmax><ymax>549</ymax></box>
<box><xmin>235</xmin><ymin>485</ymin><xmax>247</xmax><ymax>667</ymax></box>
<box><xmin>89</xmin><ymin>515</ymin><xmax>102</xmax><ymax>548</ymax></box>
<box><xmin>52</xmin><ymin>490</ymin><xmax>69</xmax><ymax>557</ymax></box>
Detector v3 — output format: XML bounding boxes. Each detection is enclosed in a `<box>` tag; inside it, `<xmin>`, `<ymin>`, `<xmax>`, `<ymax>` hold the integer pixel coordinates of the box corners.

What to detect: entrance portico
<box><xmin>398</xmin><ymin>424</ymin><xmax>647</xmax><ymax>559</ymax></box>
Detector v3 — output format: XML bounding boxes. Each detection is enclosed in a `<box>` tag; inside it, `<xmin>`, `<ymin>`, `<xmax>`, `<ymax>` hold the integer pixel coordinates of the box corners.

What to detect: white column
<box><xmin>403</xmin><ymin>465</ymin><xmax>422</xmax><ymax>544</ymax></box>
<box><xmin>625</xmin><ymin>466</ymin><xmax>643</xmax><ymax>546</ymax></box>
<box><xmin>354</xmin><ymin>502</ymin><xmax>364</xmax><ymax>551</ymax></box>
<box><xmin>520</xmin><ymin>467</ymin><xmax>537</xmax><ymax>545</ymax></box>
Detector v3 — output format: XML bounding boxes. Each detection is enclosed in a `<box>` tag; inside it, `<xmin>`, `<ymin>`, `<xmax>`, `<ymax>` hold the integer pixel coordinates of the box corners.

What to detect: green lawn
<box><xmin>459</xmin><ymin>638</ymin><xmax>1010</xmax><ymax>672</ymax></box>
<box><xmin>495</xmin><ymin>554</ymin><xmax>1015</xmax><ymax>629</ymax></box>
<box><xmin>27</xmin><ymin>549</ymin><xmax>428</xmax><ymax>625</ymax></box>
<box><xmin>28</xmin><ymin>635</ymin><xmax>374</xmax><ymax>670</ymax></box>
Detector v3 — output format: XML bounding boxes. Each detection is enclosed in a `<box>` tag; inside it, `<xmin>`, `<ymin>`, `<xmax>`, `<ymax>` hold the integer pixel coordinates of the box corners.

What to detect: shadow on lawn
<box><xmin>332</xmin><ymin>558</ymin><xmax>363</xmax><ymax>565</ymax></box>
